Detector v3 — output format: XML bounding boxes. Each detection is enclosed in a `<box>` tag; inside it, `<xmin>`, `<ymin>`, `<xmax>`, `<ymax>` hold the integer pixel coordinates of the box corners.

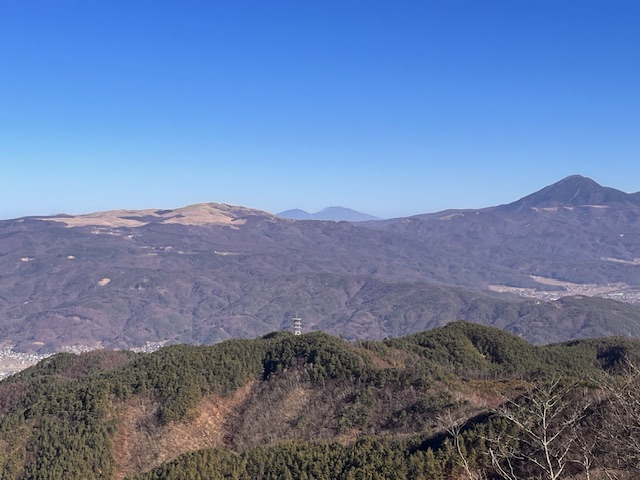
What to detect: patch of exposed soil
<box><xmin>112</xmin><ymin>382</ymin><xmax>255</xmax><ymax>479</ymax></box>
<box><xmin>357</xmin><ymin>347</ymin><xmax>404</xmax><ymax>369</ymax></box>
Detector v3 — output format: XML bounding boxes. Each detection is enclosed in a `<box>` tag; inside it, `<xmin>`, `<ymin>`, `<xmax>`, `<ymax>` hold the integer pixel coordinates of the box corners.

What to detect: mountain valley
<box><xmin>0</xmin><ymin>175</ymin><xmax>639</xmax><ymax>353</ymax></box>
<box><xmin>2</xmin><ymin>177</ymin><xmax>640</xmax><ymax>479</ymax></box>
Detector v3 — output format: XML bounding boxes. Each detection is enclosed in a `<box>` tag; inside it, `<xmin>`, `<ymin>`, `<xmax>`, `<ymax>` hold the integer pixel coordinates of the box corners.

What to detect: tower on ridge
<box><xmin>292</xmin><ymin>316</ymin><xmax>302</xmax><ymax>336</ymax></box>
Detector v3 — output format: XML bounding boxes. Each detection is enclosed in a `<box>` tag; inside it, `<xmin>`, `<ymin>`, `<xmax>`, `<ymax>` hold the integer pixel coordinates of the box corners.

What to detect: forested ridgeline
<box><xmin>1</xmin><ymin>322</ymin><xmax>640</xmax><ymax>479</ymax></box>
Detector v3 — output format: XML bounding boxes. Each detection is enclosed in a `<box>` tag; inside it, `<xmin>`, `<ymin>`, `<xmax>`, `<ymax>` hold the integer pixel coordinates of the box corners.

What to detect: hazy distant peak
<box><xmin>277</xmin><ymin>206</ymin><xmax>381</xmax><ymax>222</ymax></box>
<box><xmin>276</xmin><ymin>209</ymin><xmax>315</xmax><ymax>220</ymax></box>
<box><xmin>317</xmin><ymin>206</ymin><xmax>347</xmax><ymax>213</ymax></box>
<box><xmin>314</xmin><ymin>207</ymin><xmax>381</xmax><ymax>221</ymax></box>
<box><xmin>503</xmin><ymin>174</ymin><xmax>639</xmax><ymax>210</ymax></box>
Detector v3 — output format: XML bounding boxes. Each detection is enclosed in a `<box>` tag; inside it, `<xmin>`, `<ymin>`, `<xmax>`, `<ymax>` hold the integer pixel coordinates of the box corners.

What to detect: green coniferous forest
<box><xmin>1</xmin><ymin>322</ymin><xmax>640</xmax><ymax>479</ymax></box>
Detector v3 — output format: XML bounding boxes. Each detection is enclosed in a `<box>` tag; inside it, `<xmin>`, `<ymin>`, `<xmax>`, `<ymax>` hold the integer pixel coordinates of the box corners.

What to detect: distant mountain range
<box><xmin>1</xmin><ymin>174</ymin><xmax>640</xmax><ymax>352</ymax></box>
<box><xmin>277</xmin><ymin>206</ymin><xmax>381</xmax><ymax>221</ymax></box>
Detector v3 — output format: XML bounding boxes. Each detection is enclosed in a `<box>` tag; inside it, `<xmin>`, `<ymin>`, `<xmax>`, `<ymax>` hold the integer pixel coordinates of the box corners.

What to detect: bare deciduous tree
<box><xmin>487</xmin><ymin>377</ymin><xmax>591</xmax><ymax>480</ymax></box>
<box><xmin>437</xmin><ymin>410</ymin><xmax>487</xmax><ymax>480</ymax></box>
<box><xmin>589</xmin><ymin>358</ymin><xmax>640</xmax><ymax>479</ymax></box>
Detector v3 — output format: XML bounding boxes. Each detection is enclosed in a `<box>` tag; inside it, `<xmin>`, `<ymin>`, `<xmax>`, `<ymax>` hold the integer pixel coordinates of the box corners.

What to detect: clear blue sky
<box><xmin>1</xmin><ymin>1</ymin><xmax>638</xmax><ymax>220</ymax></box>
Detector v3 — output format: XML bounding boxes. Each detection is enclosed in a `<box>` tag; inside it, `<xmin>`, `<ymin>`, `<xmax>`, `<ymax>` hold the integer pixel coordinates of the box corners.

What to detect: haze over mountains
<box><xmin>277</xmin><ymin>206</ymin><xmax>381</xmax><ymax>222</ymax></box>
<box><xmin>1</xmin><ymin>175</ymin><xmax>640</xmax><ymax>352</ymax></box>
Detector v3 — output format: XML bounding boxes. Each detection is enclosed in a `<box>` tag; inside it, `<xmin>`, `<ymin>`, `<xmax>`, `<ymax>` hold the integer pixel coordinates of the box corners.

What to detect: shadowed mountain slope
<box><xmin>369</xmin><ymin>175</ymin><xmax>640</xmax><ymax>287</ymax></box>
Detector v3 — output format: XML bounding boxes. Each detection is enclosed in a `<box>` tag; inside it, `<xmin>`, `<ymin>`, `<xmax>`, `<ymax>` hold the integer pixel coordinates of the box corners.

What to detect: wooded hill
<box><xmin>1</xmin><ymin>322</ymin><xmax>640</xmax><ymax>479</ymax></box>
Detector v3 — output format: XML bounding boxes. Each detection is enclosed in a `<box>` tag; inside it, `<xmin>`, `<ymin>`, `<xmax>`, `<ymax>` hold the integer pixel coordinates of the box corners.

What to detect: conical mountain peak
<box><xmin>504</xmin><ymin>175</ymin><xmax>638</xmax><ymax>209</ymax></box>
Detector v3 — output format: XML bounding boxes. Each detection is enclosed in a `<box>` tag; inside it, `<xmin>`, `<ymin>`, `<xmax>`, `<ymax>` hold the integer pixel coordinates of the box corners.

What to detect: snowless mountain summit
<box><xmin>502</xmin><ymin>174</ymin><xmax>640</xmax><ymax>210</ymax></box>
